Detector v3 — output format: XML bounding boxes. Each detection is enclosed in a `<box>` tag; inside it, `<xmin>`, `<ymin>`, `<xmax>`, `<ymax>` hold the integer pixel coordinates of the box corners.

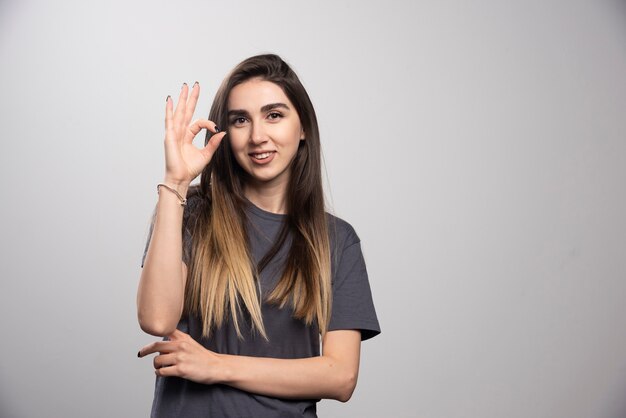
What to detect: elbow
<box><xmin>136</xmin><ymin>297</ymin><xmax>182</xmax><ymax>337</ymax></box>
<box><xmin>137</xmin><ymin>314</ymin><xmax>178</xmax><ymax>337</ymax></box>
<box><xmin>335</xmin><ymin>372</ymin><xmax>358</xmax><ymax>403</ymax></box>
<box><xmin>139</xmin><ymin>322</ymin><xmax>176</xmax><ymax>337</ymax></box>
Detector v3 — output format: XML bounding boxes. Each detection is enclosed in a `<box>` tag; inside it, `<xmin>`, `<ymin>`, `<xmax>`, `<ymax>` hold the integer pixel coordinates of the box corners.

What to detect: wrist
<box><xmin>160</xmin><ymin>181</ymin><xmax>189</xmax><ymax>196</ymax></box>
<box><xmin>157</xmin><ymin>182</ymin><xmax>188</xmax><ymax>206</ymax></box>
<box><xmin>162</xmin><ymin>179</ymin><xmax>189</xmax><ymax>192</ymax></box>
<box><xmin>216</xmin><ymin>353</ymin><xmax>235</xmax><ymax>385</ymax></box>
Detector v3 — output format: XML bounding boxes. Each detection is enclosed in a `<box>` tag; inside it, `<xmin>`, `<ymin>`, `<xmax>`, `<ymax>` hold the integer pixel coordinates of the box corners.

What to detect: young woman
<box><xmin>137</xmin><ymin>54</ymin><xmax>380</xmax><ymax>417</ymax></box>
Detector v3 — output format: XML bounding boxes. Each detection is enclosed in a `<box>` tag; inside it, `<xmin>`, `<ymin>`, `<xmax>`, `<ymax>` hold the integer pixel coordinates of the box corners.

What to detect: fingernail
<box><xmin>215</xmin><ymin>126</ymin><xmax>220</xmax><ymax>132</ymax></box>
<box><xmin>137</xmin><ymin>351</ymin><xmax>141</xmax><ymax>357</ymax></box>
<box><xmin>193</xmin><ymin>81</ymin><xmax>199</xmax><ymax>87</ymax></box>
<box><xmin>181</xmin><ymin>82</ymin><xmax>187</xmax><ymax>90</ymax></box>
<box><xmin>165</xmin><ymin>95</ymin><xmax>170</xmax><ymax>103</ymax></box>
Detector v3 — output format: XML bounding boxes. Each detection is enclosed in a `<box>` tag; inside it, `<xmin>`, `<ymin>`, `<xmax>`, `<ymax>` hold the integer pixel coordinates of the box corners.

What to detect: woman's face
<box><xmin>227</xmin><ymin>77</ymin><xmax>304</xmax><ymax>190</ymax></box>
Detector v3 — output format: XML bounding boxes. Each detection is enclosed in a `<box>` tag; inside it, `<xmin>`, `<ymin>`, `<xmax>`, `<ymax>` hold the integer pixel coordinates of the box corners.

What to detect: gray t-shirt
<box><xmin>140</xmin><ymin>194</ymin><xmax>381</xmax><ymax>417</ymax></box>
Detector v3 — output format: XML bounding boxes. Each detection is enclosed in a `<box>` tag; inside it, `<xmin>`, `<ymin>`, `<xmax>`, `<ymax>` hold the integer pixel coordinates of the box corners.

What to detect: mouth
<box><xmin>249</xmin><ymin>151</ymin><xmax>276</xmax><ymax>161</ymax></box>
<box><xmin>248</xmin><ymin>150</ymin><xmax>277</xmax><ymax>165</ymax></box>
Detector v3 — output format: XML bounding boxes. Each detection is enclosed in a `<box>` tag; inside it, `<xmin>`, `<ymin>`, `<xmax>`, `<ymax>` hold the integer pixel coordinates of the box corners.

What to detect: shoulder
<box><xmin>326</xmin><ymin>212</ymin><xmax>361</xmax><ymax>251</ymax></box>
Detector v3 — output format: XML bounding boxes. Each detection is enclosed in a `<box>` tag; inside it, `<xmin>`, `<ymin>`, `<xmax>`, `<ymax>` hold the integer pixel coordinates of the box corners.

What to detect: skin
<box><xmin>227</xmin><ymin>77</ymin><xmax>304</xmax><ymax>214</ymax></box>
<box><xmin>138</xmin><ymin>80</ymin><xmax>362</xmax><ymax>402</ymax></box>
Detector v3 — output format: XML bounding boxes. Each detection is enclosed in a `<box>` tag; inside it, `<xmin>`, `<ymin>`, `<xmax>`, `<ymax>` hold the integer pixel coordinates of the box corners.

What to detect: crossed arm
<box><xmin>138</xmin><ymin>186</ymin><xmax>365</xmax><ymax>401</ymax></box>
<box><xmin>138</xmin><ymin>328</ymin><xmax>362</xmax><ymax>402</ymax></box>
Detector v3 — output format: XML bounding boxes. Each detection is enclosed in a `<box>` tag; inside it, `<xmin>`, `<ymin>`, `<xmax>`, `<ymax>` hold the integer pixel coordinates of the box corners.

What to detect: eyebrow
<box><xmin>227</xmin><ymin>102</ymin><xmax>291</xmax><ymax>117</ymax></box>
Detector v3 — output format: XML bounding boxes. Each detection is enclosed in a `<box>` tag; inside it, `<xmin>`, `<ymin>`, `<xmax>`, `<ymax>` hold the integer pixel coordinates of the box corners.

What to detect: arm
<box><xmin>136</xmin><ymin>182</ymin><xmax>188</xmax><ymax>336</ymax></box>
<box><xmin>137</xmin><ymin>81</ymin><xmax>226</xmax><ymax>337</ymax></box>
<box><xmin>140</xmin><ymin>329</ymin><xmax>362</xmax><ymax>402</ymax></box>
<box><xmin>220</xmin><ymin>329</ymin><xmax>362</xmax><ymax>402</ymax></box>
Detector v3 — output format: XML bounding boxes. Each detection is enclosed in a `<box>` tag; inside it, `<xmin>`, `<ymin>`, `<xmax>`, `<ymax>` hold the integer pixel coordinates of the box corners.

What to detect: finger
<box><xmin>155</xmin><ymin>364</ymin><xmax>180</xmax><ymax>377</ymax></box>
<box><xmin>183</xmin><ymin>119</ymin><xmax>219</xmax><ymax>144</ymax></box>
<box><xmin>173</xmin><ymin>82</ymin><xmax>189</xmax><ymax>125</ymax></box>
<box><xmin>183</xmin><ymin>81</ymin><xmax>200</xmax><ymax>126</ymax></box>
<box><xmin>164</xmin><ymin>95</ymin><xmax>173</xmax><ymax>131</ymax></box>
<box><xmin>200</xmin><ymin>131</ymin><xmax>227</xmax><ymax>160</ymax></box>
<box><xmin>153</xmin><ymin>353</ymin><xmax>177</xmax><ymax>369</ymax></box>
<box><xmin>138</xmin><ymin>341</ymin><xmax>177</xmax><ymax>357</ymax></box>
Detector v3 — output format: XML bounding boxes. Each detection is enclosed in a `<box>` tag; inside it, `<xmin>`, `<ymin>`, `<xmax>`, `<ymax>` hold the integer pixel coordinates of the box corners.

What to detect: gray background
<box><xmin>1</xmin><ymin>0</ymin><xmax>625</xmax><ymax>417</ymax></box>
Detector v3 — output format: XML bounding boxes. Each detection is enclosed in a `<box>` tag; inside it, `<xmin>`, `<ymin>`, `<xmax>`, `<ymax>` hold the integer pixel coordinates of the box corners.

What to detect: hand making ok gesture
<box><xmin>163</xmin><ymin>82</ymin><xmax>227</xmax><ymax>186</ymax></box>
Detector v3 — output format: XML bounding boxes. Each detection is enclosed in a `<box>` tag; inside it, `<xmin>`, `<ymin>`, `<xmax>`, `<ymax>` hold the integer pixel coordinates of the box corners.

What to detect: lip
<box><xmin>248</xmin><ymin>150</ymin><xmax>276</xmax><ymax>155</ymax></box>
<box><xmin>248</xmin><ymin>150</ymin><xmax>276</xmax><ymax>165</ymax></box>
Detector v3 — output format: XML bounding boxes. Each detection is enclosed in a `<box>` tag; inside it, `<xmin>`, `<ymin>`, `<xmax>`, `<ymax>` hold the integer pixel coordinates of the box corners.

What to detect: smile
<box><xmin>251</xmin><ymin>152</ymin><xmax>273</xmax><ymax>159</ymax></box>
<box><xmin>249</xmin><ymin>151</ymin><xmax>276</xmax><ymax>164</ymax></box>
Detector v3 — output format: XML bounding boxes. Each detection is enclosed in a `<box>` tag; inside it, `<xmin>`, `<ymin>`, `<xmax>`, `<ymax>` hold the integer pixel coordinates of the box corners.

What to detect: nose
<box><xmin>249</xmin><ymin>121</ymin><xmax>268</xmax><ymax>145</ymax></box>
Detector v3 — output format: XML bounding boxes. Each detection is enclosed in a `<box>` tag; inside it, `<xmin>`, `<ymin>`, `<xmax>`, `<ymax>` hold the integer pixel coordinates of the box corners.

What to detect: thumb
<box><xmin>200</xmin><ymin>131</ymin><xmax>227</xmax><ymax>160</ymax></box>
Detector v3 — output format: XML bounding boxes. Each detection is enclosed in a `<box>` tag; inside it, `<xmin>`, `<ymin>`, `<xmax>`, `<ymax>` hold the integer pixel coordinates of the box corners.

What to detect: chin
<box><xmin>247</xmin><ymin>168</ymin><xmax>289</xmax><ymax>185</ymax></box>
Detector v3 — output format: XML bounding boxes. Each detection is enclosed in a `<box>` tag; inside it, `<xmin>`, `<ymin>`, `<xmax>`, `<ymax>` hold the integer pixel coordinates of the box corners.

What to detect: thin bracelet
<box><xmin>157</xmin><ymin>183</ymin><xmax>187</xmax><ymax>206</ymax></box>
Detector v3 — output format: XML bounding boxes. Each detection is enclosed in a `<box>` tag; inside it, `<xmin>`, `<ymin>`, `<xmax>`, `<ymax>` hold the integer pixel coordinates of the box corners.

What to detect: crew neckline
<box><xmin>244</xmin><ymin>197</ymin><xmax>287</xmax><ymax>223</ymax></box>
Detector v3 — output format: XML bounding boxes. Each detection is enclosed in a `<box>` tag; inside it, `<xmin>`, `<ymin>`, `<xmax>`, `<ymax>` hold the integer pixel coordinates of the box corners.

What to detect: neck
<box><xmin>243</xmin><ymin>180</ymin><xmax>289</xmax><ymax>215</ymax></box>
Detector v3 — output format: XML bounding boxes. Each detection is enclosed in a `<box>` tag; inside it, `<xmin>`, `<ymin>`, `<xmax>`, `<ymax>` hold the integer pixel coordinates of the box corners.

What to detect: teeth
<box><xmin>252</xmin><ymin>152</ymin><xmax>272</xmax><ymax>159</ymax></box>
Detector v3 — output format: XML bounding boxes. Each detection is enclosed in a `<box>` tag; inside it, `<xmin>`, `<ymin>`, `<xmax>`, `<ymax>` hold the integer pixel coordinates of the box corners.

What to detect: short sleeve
<box><xmin>328</xmin><ymin>230</ymin><xmax>381</xmax><ymax>341</ymax></box>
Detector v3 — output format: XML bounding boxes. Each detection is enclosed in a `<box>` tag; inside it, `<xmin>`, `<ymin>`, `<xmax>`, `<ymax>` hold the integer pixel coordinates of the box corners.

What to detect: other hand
<box><xmin>138</xmin><ymin>329</ymin><xmax>224</xmax><ymax>385</ymax></box>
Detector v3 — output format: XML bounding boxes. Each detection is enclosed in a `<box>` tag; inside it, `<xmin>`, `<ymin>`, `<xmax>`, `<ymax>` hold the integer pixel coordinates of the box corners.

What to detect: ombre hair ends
<box><xmin>181</xmin><ymin>54</ymin><xmax>332</xmax><ymax>341</ymax></box>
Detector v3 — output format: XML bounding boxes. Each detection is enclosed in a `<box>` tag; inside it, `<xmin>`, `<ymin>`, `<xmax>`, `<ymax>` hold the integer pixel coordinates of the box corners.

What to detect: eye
<box><xmin>230</xmin><ymin>117</ymin><xmax>247</xmax><ymax>126</ymax></box>
<box><xmin>267</xmin><ymin>112</ymin><xmax>283</xmax><ymax>120</ymax></box>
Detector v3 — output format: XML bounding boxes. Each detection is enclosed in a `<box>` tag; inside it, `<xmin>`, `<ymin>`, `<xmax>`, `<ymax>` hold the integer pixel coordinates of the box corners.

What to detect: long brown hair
<box><xmin>183</xmin><ymin>54</ymin><xmax>331</xmax><ymax>340</ymax></box>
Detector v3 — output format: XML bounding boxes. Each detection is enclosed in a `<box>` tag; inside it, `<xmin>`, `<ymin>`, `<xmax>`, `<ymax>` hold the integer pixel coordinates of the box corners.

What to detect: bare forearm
<box><xmin>142</xmin><ymin>331</ymin><xmax>361</xmax><ymax>402</ymax></box>
<box><xmin>218</xmin><ymin>354</ymin><xmax>357</xmax><ymax>402</ymax></box>
<box><xmin>136</xmin><ymin>182</ymin><xmax>189</xmax><ymax>336</ymax></box>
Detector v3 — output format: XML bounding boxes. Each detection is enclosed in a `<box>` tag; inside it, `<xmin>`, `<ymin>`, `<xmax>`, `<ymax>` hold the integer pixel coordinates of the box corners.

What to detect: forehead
<box><xmin>227</xmin><ymin>78</ymin><xmax>293</xmax><ymax>110</ymax></box>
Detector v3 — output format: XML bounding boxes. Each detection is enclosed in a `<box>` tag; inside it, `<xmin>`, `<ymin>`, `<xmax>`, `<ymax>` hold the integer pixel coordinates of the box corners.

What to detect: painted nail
<box><xmin>181</xmin><ymin>82</ymin><xmax>187</xmax><ymax>90</ymax></box>
<box><xmin>137</xmin><ymin>351</ymin><xmax>141</xmax><ymax>357</ymax></box>
<box><xmin>214</xmin><ymin>126</ymin><xmax>220</xmax><ymax>132</ymax></box>
<box><xmin>166</xmin><ymin>95</ymin><xmax>170</xmax><ymax>103</ymax></box>
<box><xmin>193</xmin><ymin>81</ymin><xmax>199</xmax><ymax>87</ymax></box>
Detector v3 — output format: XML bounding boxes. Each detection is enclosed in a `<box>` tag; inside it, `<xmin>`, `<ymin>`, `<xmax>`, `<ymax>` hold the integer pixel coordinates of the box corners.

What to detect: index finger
<box><xmin>138</xmin><ymin>341</ymin><xmax>177</xmax><ymax>358</ymax></box>
<box><xmin>184</xmin><ymin>119</ymin><xmax>219</xmax><ymax>144</ymax></box>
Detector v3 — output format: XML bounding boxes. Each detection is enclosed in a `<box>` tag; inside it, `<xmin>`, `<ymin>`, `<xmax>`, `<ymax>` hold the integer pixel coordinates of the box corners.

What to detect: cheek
<box><xmin>227</xmin><ymin>131</ymin><xmax>248</xmax><ymax>153</ymax></box>
<box><xmin>279</xmin><ymin>123</ymin><xmax>302</xmax><ymax>144</ymax></box>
